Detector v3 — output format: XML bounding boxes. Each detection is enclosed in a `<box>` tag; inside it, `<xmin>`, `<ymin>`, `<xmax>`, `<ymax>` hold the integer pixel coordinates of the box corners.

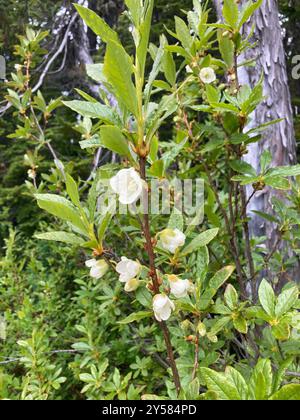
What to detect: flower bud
<box><xmin>167</xmin><ymin>274</ymin><xmax>191</xmax><ymax>298</ymax></box>
<box><xmin>159</xmin><ymin>228</ymin><xmax>186</xmax><ymax>254</ymax></box>
<box><xmin>124</xmin><ymin>278</ymin><xmax>140</xmax><ymax>292</ymax></box>
<box><xmin>85</xmin><ymin>259</ymin><xmax>109</xmax><ymax>279</ymax></box>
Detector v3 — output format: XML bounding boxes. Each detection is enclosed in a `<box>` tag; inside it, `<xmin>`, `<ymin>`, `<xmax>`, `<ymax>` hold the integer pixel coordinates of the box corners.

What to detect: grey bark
<box><xmin>73</xmin><ymin>1</ymin><xmax>117</xmax><ymax>107</ymax></box>
<box><xmin>213</xmin><ymin>0</ymin><xmax>298</xmax><ymax>281</ymax></box>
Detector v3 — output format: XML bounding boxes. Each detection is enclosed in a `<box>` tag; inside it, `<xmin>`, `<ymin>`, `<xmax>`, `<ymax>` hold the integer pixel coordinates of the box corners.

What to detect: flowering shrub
<box><xmin>1</xmin><ymin>0</ymin><xmax>300</xmax><ymax>400</ymax></box>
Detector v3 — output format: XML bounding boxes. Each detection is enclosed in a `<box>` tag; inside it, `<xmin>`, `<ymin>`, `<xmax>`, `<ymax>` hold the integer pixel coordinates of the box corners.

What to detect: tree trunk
<box><xmin>213</xmin><ymin>0</ymin><xmax>298</xmax><ymax>282</ymax></box>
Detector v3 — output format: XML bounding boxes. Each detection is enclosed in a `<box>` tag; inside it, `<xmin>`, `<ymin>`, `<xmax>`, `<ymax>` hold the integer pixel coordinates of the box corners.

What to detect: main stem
<box><xmin>233</xmin><ymin>52</ymin><xmax>256</xmax><ymax>298</ymax></box>
<box><xmin>139</xmin><ymin>156</ymin><xmax>181</xmax><ymax>395</ymax></box>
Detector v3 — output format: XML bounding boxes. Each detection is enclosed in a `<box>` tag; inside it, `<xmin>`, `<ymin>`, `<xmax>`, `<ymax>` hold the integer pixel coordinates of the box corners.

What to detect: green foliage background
<box><xmin>0</xmin><ymin>0</ymin><xmax>299</xmax><ymax>400</ymax></box>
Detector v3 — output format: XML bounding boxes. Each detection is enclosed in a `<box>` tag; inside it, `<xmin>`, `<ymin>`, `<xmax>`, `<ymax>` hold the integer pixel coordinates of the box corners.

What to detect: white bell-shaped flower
<box><xmin>199</xmin><ymin>67</ymin><xmax>216</xmax><ymax>84</ymax></box>
<box><xmin>110</xmin><ymin>168</ymin><xmax>144</xmax><ymax>205</ymax></box>
<box><xmin>168</xmin><ymin>275</ymin><xmax>191</xmax><ymax>298</ymax></box>
<box><xmin>116</xmin><ymin>257</ymin><xmax>141</xmax><ymax>283</ymax></box>
<box><xmin>159</xmin><ymin>228</ymin><xmax>186</xmax><ymax>254</ymax></box>
<box><xmin>124</xmin><ymin>278</ymin><xmax>140</xmax><ymax>292</ymax></box>
<box><xmin>153</xmin><ymin>294</ymin><xmax>175</xmax><ymax>322</ymax></box>
<box><xmin>85</xmin><ymin>259</ymin><xmax>108</xmax><ymax>279</ymax></box>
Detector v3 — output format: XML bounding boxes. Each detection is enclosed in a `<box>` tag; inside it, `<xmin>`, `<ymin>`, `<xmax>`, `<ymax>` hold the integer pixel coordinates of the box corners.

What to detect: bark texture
<box><xmin>214</xmin><ymin>0</ymin><xmax>298</xmax><ymax>280</ymax></box>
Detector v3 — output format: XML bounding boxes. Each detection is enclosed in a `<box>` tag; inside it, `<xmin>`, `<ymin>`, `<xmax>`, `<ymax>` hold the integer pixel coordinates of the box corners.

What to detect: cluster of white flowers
<box><xmin>85</xmin><ymin>168</ymin><xmax>194</xmax><ymax>322</ymax></box>
<box><xmin>153</xmin><ymin>275</ymin><xmax>194</xmax><ymax>321</ymax></box>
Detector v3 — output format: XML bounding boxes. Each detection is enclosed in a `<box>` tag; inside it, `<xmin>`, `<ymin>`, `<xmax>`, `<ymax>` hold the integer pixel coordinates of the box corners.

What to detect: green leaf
<box><xmin>104</xmin><ymin>41</ymin><xmax>138</xmax><ymax>116</ymax></box>
<box><xmin>86</xmin><ymin>63</ymin><xmax>106</xmax><ymax>84</ymax></box>
<box><xmin>118</xmin><ymin>311</ymin><xmax>153</xmax><ymax>324</ymax></box>
<box><xmin>174</xmin><ymin>16</ymin><xmax>193</xmax><ymax>52</ymax></box>
<box><xmin>135</xmin><ymin>287</ymin><xmax>152</xmax><ymax>307</ymax></box>
<box><xmin>272</xmin><ymin>319</ymin><xmax>290</xmax><ymax>341</ymax></box>
<box><xmin>200</xmin><ymin>367</ymin><xmax>241</xmax><ymax>400</ymax></box>
<box><xmin>272</xmin><ymin>358</ymin><xmax>294</xmax><ymax>394</ymax></box>
<box><xmin>252</xmin><ymin>211</ymin><xmax>278</xmax><ymax>224</ymax></box>
<box><xmin>199</xmin><ymin>266</ymin><xmax>235</xmax><ymax>311</ymax></box>
<box><xmin>162</xmin><ymin>50</ymin><xmax>176</xmax><ymax>87</ymax></box>
<box><xmin>63</xmin><ymin>100</ymin><xmax>117</xmax><ymax>124</ymax></box>
<box><xmin>210</xmin><ymin>316</ymin><xmax>231</xmax><ymax>335</ymax></box>
<box><xmin>141</xmin><ymin>394</ymin><xmax>168</xmax><ymax>400</ymax></box>
<box><xmin>186</xmin><ymin>378</ymin><xmax>200</xmax><ymax>400</ymax></box>
<box><xmin>145</xmin><ymin>37</ymin><xmax>166</xmax><ymax>104</ymax></box>
<box><xmin>275</xmin><ymin>286</ymin><xmax>299</xmax><ymax>318</ymax></box>
<box><xmin>258</xmin><ymin>279</ymin><xmax>276</xmax><ymax>317</ymax></box>
<box><xmin>238</xmin><ymin>0</ymin><xmax>263</xmax><ymax>30</ymax></box>
<box><xmin>65</xmin><ymin>173</ymin><xmax>80</xmax><ymax>208</ymax></box>
<box><xmin>265</xmin><ymin>176</ymin><xmax>290</xmax><ymax>190</ymax></box>
<box><xmin>210</xmin><ymin>266</ymin><xmax>235</xmax><ymax>290</ymax></box>
<box><xmin>206</xmin><ymin>85</ymin><xmax>221</xmax><ymax>104</ymax></box>
<box><xmin>218</xmin><ymin>30</ymin><xmax>234</xmax><ymax>68</ymax></box>
<box><xmin>74</xmin><ymin>5</ymin><xmax>119</xmax><ymax>43</ymax></box>
<box><xmin>98</xmin><ymin>210</ymin><xmax>113</xmax><ymax>243</ymax></box>
<box><xmin>180</xmin><ymin>228</ymin><xmax>219</xmax><ymax>256</ymax></box>
<box><xmin>233</xmin><ymin>316</ymin><xmax>248</xmax><ymax>334</ymax></box>
<box><xmin>267</xmin><ymin>165</ymin><xmax>300</xmax><ymax>178</ymax></box>
<box><xmin>244</xmin><ymin>306</ymin><xmax>272</xmax><ymax>322</ymax></box>
<box><xmin>136</xmin><ymin>0</ymin><xmax>154</xmax><ymax>77</ymax></box>
<box><xmin>79</xmin><ymin>136</ymin><xmax>101</xmax><ymax>149</ymax></box>
<box><xmin>161</xmin><ymin>137</ymin><xmax>188</xmax><ymax>170</ymax></box>
<box><xmin>224</xmin><ymin>284</ymin><xmax>238</xmax><ymax>310</ymax></box>
<box><xmin>229</xmin><ymin>160</ymin><xmax>256</xmax><ymax>176</ymax></box>
<box><xmin>269</xmin><ymin>384</ymin><xmax>300</xmax><ymax>401</ymax></box>
<box><xmin>249</xmin><ymin>359</ymin><xmax>272</xmax><ymax>400</ymax></box>
<box><xmin>149</xmin><ymin>159</ymin><xmax>164</xmax><ymax>178</ymax></box>
<box><xmin>35</xmin><ymin>194</ymin><xmax>88</xmax><ymax>233</ymax></box>
<box><xmin>99</xmin><ymin>125</ymin><xmax>132</xmax><ymax>159</ymax></box>
<box><xmin>225</xmin><ymin>366</ymin><xmax>249</xmax><ymax>400</ymax></box>
<box><xmin>168</xmin><ymin>210</ymin><xmax>184</xmax><ymax>231</ymax></box>
<box><xmin>223</xmin><ymin>0</ymin><xmax>239</xmax><ymax>28</ymax></box>
<box><xmin>260</xmin><ymin>150</ymin><xmax>272</xmax><ymax>173</ymax></box>
<box><xmin>74</xmin><ymin>88</ymin><xmax>98</xmax><ymax>103</ymax></box>
<box><xmin>34</xmin><ymin>231</ymin><xmax>84</xmax><ymax>245</ymax></box>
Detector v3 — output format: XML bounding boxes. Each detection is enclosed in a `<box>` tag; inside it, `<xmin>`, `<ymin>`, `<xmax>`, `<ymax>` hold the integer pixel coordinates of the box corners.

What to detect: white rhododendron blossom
<box><xmin>199</xmin><ymin>67</ymin><xmax>216</xmax><ymax>84</ymax></box>
<box><xmin>168</xmin><ymin>275</ymin><xmax>191</xmax><ymax>298</ymax></box>
<box><xmin>116</xmin><ymin>257</ymin><xmax>141</xmax><ymax>283</ymax></box>
<box><xmin>153</xmin><ymin>294</ymin><xmax>175</xmax><ymax>322</ymax></box>
<box><xmin>85</xmin><ymin>259</ymin><xmax>108</xmax><ymax>279</ymax></box>
<box><xmin>110</xmin><ymin>168</ymin><xmax>144</xmax><ymax>205</ymax></box>
<box><xmin>159</xmin><ymin>228</ymin><xmax>186</xmax><ymax>253</ymax></box>
<box><xmin>124</xmin><ymin>278</ymin><xmax>140</xmax><ymax>292</ymax></box>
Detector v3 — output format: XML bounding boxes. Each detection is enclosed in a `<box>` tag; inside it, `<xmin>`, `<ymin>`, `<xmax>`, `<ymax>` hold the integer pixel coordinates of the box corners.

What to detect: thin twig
<box><xmin>139</xmin><ymin>156</ymin><xmax>181</xmax><ymax>395</ymax></box>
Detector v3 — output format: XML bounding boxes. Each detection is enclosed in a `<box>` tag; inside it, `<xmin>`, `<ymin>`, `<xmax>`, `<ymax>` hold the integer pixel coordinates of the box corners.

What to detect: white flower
<box><xmin>153</xmin><ymin>294</ymin><xmax>175</xmax><ymax>322</ymax></box>
<box><xmin>116</xmin><ymin>257</ymin><xmax>141</xmax><ymax>283</ymax></box>
<box><xmin>199</xmin><ymin>67</ymin><xmax>216</xmax><ymax>84</ymax></box>
<box><xmin>85</xmin><ymin>259</ymin><xmax>108</xmax><ymax>279</ymax></box>
<box><xmin>168</xmin><ymin>275</ymin><xmax>191</xmax><ymax>298</ymax></box>
<box><xmin>159</xmin><ymin>228</ymin><xmax>186</xmax><ymax>254</ymax></box>
<box><xmin>185</xmin><ymin>65</ymin><xmax>193</xmax><ymax>73</ymax></box>
<box><xmin>124</xmin><ymin>278</ymin><xmax>140</xmax><ymax>292</ymax></box>
<box><xmin>110</xmin><ymin>168</ymin><xmax>144</xmax><ymax>205</ymax></box>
